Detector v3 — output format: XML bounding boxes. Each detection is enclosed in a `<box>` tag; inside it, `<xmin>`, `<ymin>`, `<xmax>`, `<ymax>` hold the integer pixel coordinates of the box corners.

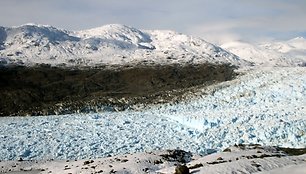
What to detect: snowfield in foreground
<box><xmin>0</xmin><ymin>145</ymin><xmax>305</xmax><ymax>174</ymax></box>
<box><xmin>0</xmin><ymin>67</ymin><xmax>305</xmax><ymax>161</ymax></box>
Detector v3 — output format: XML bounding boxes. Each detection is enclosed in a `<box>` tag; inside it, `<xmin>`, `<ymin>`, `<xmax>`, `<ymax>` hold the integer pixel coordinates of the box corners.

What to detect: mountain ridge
<box><xmin>221</xmin><ymin>37</ymin><xmax>306</xmax><ymax>67</ymax></box>
<box><xmin>1</xmin><ymin>23</ymin><xmax>305</xmax><ymax>68</ymax></box>
<box><xmin>0</xmin><ymin>23</ymin><xmax>245</xmax><ymax>67</ymax></box>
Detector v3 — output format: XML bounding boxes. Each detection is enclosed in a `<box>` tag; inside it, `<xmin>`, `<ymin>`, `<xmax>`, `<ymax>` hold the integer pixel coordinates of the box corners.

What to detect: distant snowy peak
<box><xmin>7</xmin><ymin>24</ymin><xmax>78</xmax><ymax>43</ymax></box>
<box><xmin>222</xmin><ymin>38</ymin><xmax>306</xmax><ymax>67</ymax></box>
<box><xmin>0</xmin><ymin>24</ymin><xmax>244</xmax><ymax>67</ymax></box>
<box><xmin>77</xmin><ymin>24</ymin><xmax>155</xmax><ymax>50</ymax></box>
<box><xmin>77</xmin><ymin>24</ymin><xmax>151</xmax><ymax>43</ymax></box>
<box><xmin>262</xmin><ymin>37</ymin><xmax>306</xmax><ymax>53</ymax></box>
<box><xmin>287</xmin><ymin>36</ymin><xmax>306</xmax><ymax>46</ymax></box>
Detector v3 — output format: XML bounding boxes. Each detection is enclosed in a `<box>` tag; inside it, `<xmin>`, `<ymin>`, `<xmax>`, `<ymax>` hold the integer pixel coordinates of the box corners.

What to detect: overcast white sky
<box><xmin>1</xmin><ymin>0</ymin><xmax>305</xmax><ymax>44</ymax></box>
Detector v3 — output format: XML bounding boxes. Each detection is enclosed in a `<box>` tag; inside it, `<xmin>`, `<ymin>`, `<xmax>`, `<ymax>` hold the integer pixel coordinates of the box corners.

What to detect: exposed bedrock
<box><xmin>0</xmin><ymin>63</ymin><xmax>236</xmax><ymax>116</ymax></box>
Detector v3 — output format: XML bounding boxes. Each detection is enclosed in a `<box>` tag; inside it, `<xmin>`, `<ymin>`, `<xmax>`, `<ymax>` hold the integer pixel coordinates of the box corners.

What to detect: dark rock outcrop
<box><xmin>0</xmin><ymin>63</ymin><xmax>236</xmax><ymax>116</ymax></box>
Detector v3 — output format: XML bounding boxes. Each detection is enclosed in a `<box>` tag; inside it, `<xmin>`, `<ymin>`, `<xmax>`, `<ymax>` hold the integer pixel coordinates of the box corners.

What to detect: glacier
<box><xmin>0</xmin><ymin>67</ymin><xmax>305</xmax><ymax>161</ymax></box>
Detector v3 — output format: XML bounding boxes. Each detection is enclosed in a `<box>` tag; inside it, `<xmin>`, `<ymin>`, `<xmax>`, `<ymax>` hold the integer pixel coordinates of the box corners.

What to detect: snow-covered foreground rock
<box><xmin>0</xmin><ymin>145</ymin><xmax>305</xmax><ymax>174</ymax></box>
<box><xmin>258</xmin><ymin>163</ymin><xmax>306</xmax><ymax>174</ymax></box>
<box><xmin>0</xmin><ymin>67</ymin><xmax>305</xmax><ymax>162</ymax></box>
<box><xmin>158</xmin><ymin>145</ymin><xmax>306</xmax><ymax>174</ymax></box>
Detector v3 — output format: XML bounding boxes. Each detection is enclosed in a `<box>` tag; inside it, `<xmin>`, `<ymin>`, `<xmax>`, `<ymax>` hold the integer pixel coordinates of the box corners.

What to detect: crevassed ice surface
<box><xmin>0</xmin><ymin>67</ymin><xmax>305</xmax><ymax>160</ymax></box>
<box><xmin>148</xmin><ymin>67</ymin><xmax>306</xmax><ymax>148</ymax></box>
<box><xmin>0</xmin><ymin>112</ymin><xmax>206</xmax><ymax>160</ymax></box>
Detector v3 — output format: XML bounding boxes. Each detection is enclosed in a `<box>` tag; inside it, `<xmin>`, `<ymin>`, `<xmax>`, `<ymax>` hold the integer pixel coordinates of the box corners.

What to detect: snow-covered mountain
<box><xmin>0</xmin><ymin>24</ymin><xmax>244</xmax><ymax>67</ymax></box>
<box><xmin>0</xmin><ymin>24</ymin><xmax>306</xmax><ymax>174</ymax></box>
<box><xmin>2</xmin><ymin>23</ymin><xmax>304</xmax><ymax>68</ymax></box>
<box><xmin>221</xmin><ymin>37</ymin><xmax>306</xmax><ymax>67</ymax></box>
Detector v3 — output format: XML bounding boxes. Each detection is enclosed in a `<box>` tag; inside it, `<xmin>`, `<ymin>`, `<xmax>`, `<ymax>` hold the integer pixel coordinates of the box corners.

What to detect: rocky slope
<box><xmin>0</xmin><ymin>63</ymin><xmax>236</xmax><ymax>116</ymax></box>
<box><xmin>0</xmin><ymin>24</ymin><xmax>243</xmax><ymax>116</ymax></box>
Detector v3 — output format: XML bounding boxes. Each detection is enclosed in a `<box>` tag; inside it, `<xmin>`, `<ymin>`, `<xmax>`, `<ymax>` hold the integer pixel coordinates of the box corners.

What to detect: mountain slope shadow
<box><xmin>0</xmin><ymin>63</ymin><xmax>237</xmax><ymax>116</ymax></box>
